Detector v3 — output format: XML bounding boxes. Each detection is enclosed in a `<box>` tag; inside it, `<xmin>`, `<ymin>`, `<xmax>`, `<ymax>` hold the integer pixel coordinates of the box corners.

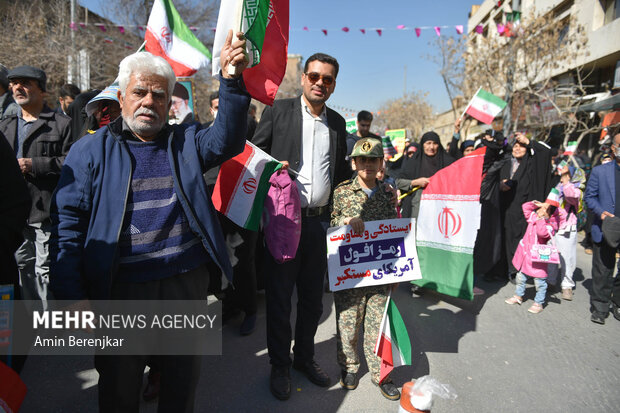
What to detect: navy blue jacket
<box><xmin>585</xmin><ymin>161</ymin><xmax>617</xmax><ymax>243</ymax></box>
<box><xmin>50</xmin><ymin>76</ymin><xmax>250</xmax><ymax>300</ymax></box>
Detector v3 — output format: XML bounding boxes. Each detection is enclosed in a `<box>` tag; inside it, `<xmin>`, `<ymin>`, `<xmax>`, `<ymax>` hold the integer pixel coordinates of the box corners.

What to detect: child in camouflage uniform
<box><xmin>330</xmin><ymin>137</ymin><xmax>400</xmax><ymax>401</ymax></box>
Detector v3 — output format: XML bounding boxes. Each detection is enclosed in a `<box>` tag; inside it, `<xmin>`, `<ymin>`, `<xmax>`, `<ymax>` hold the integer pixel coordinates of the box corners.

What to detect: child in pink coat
<box><xmin>505</xmin><ymin>200</ymin><xmax>566</xmax><ymax>313</ymax></box>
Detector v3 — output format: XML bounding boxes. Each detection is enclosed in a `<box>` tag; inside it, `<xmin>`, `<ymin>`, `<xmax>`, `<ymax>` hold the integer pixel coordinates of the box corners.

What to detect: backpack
<box><xmin>262</xmin><ymin>170</ymin><xmax>301</xmax><ymax>263</ymax></box>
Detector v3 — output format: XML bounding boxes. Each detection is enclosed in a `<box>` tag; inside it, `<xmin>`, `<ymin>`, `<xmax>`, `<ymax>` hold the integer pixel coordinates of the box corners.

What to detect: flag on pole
<box><xmin>374</xmin><ymin>294</ymin><xmax>411</xmax><ymax>384</ymax></box>
<box><xmin>545</xmin><ymin>187</ymin><xmax>561</xmax><ymax>207</ymax></box>
<box><xmin>464</xmin><ymin>88</ymin><xmax>507</xmax><ymax>125</ymax></box>
<box><xmin>382</xmin><ymin>136</ymin><xmax>397</xmax><ymax>159</ymax></box>
<box><xmin>212</xmin><ymin>141</ymin><xmax>281</xmax><ymax>231</ymax></box>
<box><xmin>144</xmin><ymin>0</ymin><xmax>212</xmax><ymax>76</ymax></box>
<box><xmin>556</xmin><ymin>159</ymin><xmax>568</xmax><ymax>173</ymax></box>
<box><xmin>414</xmin><ymin>148</ymin><xmax>486</xmax><ymax>300</ymax></box>
<box><xmin>563</xmin><ymin>141</ymin><xmax>578</xmax><ymax>156</ymax></box>
<box><xmin>212</xmin><ymin>0</ymin><xmax>289</xmax><ymax>105</ymax></box>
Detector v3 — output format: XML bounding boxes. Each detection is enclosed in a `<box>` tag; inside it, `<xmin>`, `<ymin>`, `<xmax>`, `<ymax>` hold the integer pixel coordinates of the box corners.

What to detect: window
<box><xmin>603</xmin><ymin>0</ymin><xmax>620</xmax><ymax>24</ymax></box>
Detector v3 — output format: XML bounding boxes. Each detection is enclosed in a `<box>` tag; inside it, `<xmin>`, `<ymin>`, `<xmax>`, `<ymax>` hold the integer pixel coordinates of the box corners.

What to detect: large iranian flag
<box><xmin>212</xmin><ymin>141</ymin><xmax>281</xmax><ymax>231</ymax></box>
<box><xmin>374</xmin><ymin>294</ymin><xmax>411</xmax><ymax>384</ymax></box>
<box><xmin>212</xmin><ymin>0</ymin><xmax>289</xmax><ymax>105</ymax></box>
<box><xmin>464</xmin><ymin>88</ymin><xmax>507</xmax><ymax>125</ymax></box>
<box><xmin>414</xmin><ymin>148</ymin><xmax>486</xmax><ymax>300</ymax></box>
<box><xmin>144</xmin><ymin>0</ymin><xmax>212</xmax><ymax>76</ymax></box>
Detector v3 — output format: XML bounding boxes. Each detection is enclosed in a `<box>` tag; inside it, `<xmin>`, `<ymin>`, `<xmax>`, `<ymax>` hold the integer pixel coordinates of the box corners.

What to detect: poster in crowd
<box><xmin>384</xmin><ymin>129</ymin><xmax>407</xmax><ymax>161</ymax></box>
<box><xmin>326</xmin><ymin>218</ymin><xmax>422</xmax><ymax>291</ymax></box>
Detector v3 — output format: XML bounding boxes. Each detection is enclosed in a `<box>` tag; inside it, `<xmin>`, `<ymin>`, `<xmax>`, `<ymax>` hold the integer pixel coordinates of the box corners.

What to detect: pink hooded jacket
<box><xmin>512</xmin><ymin>201</ymin><xmax>567</xmax><ymax>278</ymax></box>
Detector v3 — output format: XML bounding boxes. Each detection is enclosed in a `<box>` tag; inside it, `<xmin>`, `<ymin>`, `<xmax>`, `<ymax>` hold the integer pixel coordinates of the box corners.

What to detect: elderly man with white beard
<box><xmin>50</xmin><ymin>30</ymin><xmax>250</xmax><ymax>412</ymax></box>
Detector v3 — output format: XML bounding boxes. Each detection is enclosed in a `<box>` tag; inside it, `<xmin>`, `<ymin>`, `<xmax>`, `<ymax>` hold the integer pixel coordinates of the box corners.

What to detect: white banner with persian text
<box><xmin>326</xmin><ymin>218</ymin><xmax>422</xmax><ymax>291</ymax></box>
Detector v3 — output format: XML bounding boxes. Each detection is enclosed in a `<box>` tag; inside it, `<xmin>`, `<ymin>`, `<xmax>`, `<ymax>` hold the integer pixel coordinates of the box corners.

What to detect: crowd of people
<box><xmin>1</xmin><ymin>30</ymin><xmax>619</xmax><ymax>411</ymax></box>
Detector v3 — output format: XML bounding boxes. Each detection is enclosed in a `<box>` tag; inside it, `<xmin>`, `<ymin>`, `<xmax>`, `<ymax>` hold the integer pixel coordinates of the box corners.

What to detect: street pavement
<box><xmin>19</xmin><ymin>238</ymin><xmax>620</xmax><ymax>412</ymax></box>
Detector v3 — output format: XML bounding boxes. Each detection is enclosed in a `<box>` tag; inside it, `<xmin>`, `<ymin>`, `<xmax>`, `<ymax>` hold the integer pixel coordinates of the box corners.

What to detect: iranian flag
<box><xmin>212</xmin><ymin>0</ymin><xmax>289</xmax><ymax>105</ymax></box>
<box><xmin>545</xmin><ymin>187</ymin><xmax>561</xmax><ymax>207</ymax></box>
<box><xmin>414</xmin><ymin>148</ymin><xmax>486</xmax><ymax>300</ymax></box>
<box><xmin>564</xmin><ymin>141</ymin><xmax>578</xmax><ymax>156</ymax></box>
<box><xmin>464</xmin><ymin>88</ymin><xmax>507</xmax><ymax>125</ymax></box>
<box><xmin>382</xmin><ymin>136</ymin><xmax>397</xmax><ymax>159</ymax></box>
<box><xmin>212</xmin><ymin>141</ymin><xmax>281</xmax><ymax>231</ymax></box>
<box><xmin>374</xmin><ymin>294</ymin><xmax>411</xmax><ymax>384</ymax></box>
<box><xmin>144</xmin><ymin>0</ymin><xmax>212</xmax><ymax>76</ymax></box>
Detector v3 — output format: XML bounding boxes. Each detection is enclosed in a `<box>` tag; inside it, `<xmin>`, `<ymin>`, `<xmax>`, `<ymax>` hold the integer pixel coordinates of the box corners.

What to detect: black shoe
<box><xmin>591</xmin><ymin>312</ymin><xmax>606</xmax><ymax>325</ymax></box>
<box><xmin>239</xmin><ymin>313</ymin><xmax>257</xmax><ymax>336</ymax></box>
<box><xmin>292</xmin><ymin>359</ymin><xmax>331</xmax><ymax>387</ymax></box>
<box><xmin>612</xmin><ymin>304</ymin><xmax>620</xmax><ymax>322</ymax></box>
<box><xmin>339</xmin><ymin>370</ymin><xmax>358</xmax><ymax>390</ymax></box>
<box><xmin>374</xmin><ymin>379</ymin><xmax>400</xmax><ymax>401</ymax></box>
<box><xmin>270</xmin><ymin>366</ymin><xmax>291</xmax><ymax>400</ymax></box>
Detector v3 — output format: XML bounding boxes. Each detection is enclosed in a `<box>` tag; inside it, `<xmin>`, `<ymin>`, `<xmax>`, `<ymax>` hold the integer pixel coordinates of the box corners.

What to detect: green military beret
<box><xmin>350</xmin><ymin>137</ymin><xmax>383</xmax><ymax>158</ymax></box>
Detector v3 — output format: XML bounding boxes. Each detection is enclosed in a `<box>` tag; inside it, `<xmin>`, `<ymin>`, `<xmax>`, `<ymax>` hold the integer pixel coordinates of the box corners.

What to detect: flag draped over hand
<box><xmin>212</xmin><ymin>141</ymin><xmax>281</xmax><ymax>231</ymax></box>
<box><xmin>212</xmin><ymin>0</ymin><xmax>289</xmax><ymax>105</ymax></box>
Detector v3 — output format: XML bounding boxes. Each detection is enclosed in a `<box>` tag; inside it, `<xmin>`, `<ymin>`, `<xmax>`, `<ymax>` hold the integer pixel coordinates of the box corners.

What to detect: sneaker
<box><xmin>612</xmin><ymin>304</ymin><xmax>620</xmax><ymax>322</ymax></box>
<box><xmin>591</xmin><ymin>312</ymin><xmax>606</xmax><ymax>325</ymax></box>
<box><xmin>339</xmin><ymin>370</ymin><xmax>359</xmax><ymax>390</ymax></box>
<box><xmin>505</xmin><ymin>295</ymin><xmax>522</xmax><ymax>305</ymax></box>
<box><xmin>561</xmin><ymin>288</ymin><xmax>573</xmax><ymax>301</ymax></box>
<box><xmin>528</xmin><ymin>303</ymin><xmax>543</xmax><ymax>314</ymax></box>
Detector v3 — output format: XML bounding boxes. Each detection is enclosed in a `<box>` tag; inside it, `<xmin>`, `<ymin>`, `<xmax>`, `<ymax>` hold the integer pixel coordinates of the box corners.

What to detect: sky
<box><xmin>80</xmin><ymin>0</ymin><xmax>476</xmax><ymax>117</ymax></box>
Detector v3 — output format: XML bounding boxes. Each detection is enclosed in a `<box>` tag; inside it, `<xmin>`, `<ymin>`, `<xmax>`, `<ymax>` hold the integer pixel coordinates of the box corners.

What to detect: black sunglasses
<box><xmin>305</xmin><ymin>72</ymin><xmax>334</xmax><ymax>87</ymax></box>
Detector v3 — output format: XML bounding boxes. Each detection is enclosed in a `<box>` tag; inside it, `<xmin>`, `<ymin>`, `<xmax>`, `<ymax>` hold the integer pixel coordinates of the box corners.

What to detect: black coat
<box><xmin>252</xmin><ymin>96</ymin><xmax>349</xmax><ymax>194</ymax></box>
<box><xmin>499</xmin><ymin>140</ymin><xmax>552</xmax><ymax>273</ymax></box>
<box><xmin>0</xmin><ymin>132</ymin><xmax>30</xmax><ymax>287</ymax></box>
<box><xmin>0</xmin><ymin>107</ymin><xmax>72</xmax><ymax>223</ymax></box>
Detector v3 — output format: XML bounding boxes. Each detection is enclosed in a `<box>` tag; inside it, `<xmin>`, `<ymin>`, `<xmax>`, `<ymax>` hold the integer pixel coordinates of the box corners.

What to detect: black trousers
<box><xmin>590</xmin><ymin>239</ymin><xmax>620</xmax><ymax>315</ymax></box>
<box><xmin>264</xmin><ymin>215</ymin><xmax>327</xmax><ymax>367</ymax></box>
<box><xmin>95</xmin><ymin>265</ymin><xmax>208</xmax><ymax>413</ymax></box>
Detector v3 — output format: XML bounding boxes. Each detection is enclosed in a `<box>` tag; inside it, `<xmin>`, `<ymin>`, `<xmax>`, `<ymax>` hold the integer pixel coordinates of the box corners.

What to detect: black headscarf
<box><xmin>67</xmin><ymin>90</ymin><xmax>100</xmax><ymax>142</ymax></box>
<box><xmin>398</xmin><ymin>131</ymin><xmax>455</xmax><ymax>180</ymax></box>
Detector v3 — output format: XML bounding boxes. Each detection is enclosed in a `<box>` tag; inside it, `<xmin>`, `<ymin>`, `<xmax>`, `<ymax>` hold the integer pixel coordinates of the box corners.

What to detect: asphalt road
<box><xmin>18</xmin><ymin>239</ymin><xmax>620</xmax><ymax>412</ymax></box>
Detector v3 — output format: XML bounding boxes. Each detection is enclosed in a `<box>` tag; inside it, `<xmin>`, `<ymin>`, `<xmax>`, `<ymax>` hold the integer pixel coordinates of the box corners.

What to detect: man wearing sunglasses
<box><xmin>253</xmin><ymin>53</ymin><xmax>349</xmax><ymax>401</ymax></box>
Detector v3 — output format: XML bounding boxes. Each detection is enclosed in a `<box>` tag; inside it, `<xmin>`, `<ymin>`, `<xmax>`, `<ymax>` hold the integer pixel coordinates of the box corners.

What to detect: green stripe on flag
<box><xmin>477</xmin><ymin>89</ymin><xmax>507</xmax><ymax>110</ymax></box>
<box><xmin>388</xmin><ymin>300</ymin><xmax>411</xmax><ymax>365</ymax></box>
<box><xmin>162</xmin><ymin>0</ymin><xmax>212</xmax><ymax>58</ymax></box>
<box><xmin>245</xmin><ymin>161</ymin><xmax>281</xmax><ymax>230</ymax></box>
<box><xmin>414</xmin><ymin>246</ymin><xmax>474</xmax><ymax>300</ymax></box>
<box><xmin>244</xmin><ymin>0</ymin><xmax>271</xmax><ymax>65</ymax></box>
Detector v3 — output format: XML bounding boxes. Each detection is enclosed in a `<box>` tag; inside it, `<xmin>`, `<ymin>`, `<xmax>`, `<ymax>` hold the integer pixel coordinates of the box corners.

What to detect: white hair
<box><xmin>118</xmin><ymin>52</ymin><xmax>176</xmax><ymax>100</ymax></box>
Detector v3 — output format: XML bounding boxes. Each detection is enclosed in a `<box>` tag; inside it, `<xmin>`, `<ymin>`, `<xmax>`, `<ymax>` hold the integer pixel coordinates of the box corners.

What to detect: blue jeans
<box><xmin>515</xmin><ymin>271</ymin><xmax>547</xmax><ymax>305</ymax></box>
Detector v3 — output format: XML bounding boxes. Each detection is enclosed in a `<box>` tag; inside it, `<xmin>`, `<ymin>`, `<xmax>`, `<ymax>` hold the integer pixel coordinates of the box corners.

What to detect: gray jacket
<box><xmin>0</xmin><ymin>106</ymin><xmax>72</xmax><ymax>223</ymax></box>
<box><xmin>0</xmin><ymin>92</ymin><xmax>19</xmax><ymax>120</ymax></box>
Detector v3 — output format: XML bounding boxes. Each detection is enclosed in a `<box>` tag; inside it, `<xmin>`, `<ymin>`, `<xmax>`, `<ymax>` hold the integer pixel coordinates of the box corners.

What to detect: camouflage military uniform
<box><xmin>331</xmin><ymin>176</ymin><xmax>397</xmax><ymax>384</ymax></box>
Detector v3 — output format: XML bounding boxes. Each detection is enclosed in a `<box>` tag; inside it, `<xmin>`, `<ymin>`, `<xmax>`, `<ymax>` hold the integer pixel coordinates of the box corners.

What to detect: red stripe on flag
<box><xmin>376</xmin><ymin>333</ymin><xmax>394</xmax><ymax>384</ymax></box>
<box><xmin>421</xmin><ymin>147</ymin><xmax>486</xmax><ymax>196</ymax></box>
<box><xmin>242</xmin><ymin>0</ymin><xmax>289</xmax><ymax>105</ymax></box>
<box><xmin>144</xmin><ymin>28</ymin><xmax>196</xmax><ymax>77</ymax></box>
<box><xmin>465</xmin><ymin>105</ymin><xmax>495</xmax><ymax>125</ymax></box>
<box><xmin>212</xmin><ymin>144</ymin><xmax>255</xmax><ymax>214</ymax></box>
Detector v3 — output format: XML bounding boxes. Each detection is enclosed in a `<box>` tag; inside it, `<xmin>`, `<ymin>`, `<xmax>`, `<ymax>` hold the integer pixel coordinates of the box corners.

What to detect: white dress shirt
<box><xmin>297</xmin><ymin>96</ymin><xmax>331</xmax><ymax>208</ymax></box>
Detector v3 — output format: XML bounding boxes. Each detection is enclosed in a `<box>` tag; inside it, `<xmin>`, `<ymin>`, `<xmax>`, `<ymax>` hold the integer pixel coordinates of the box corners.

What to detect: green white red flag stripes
<box><xmin>374</xmin><ymin>294</ymin><xmax>412</xmax><ymax>384</ymax></box>
<box><xmin>545</xmin><ymin>187</ymin><xmax>561</xmax><ymax>207</ymax></box>
<box><xmin>144</xmin><ymin>0</ymin><xmax>212</xmax><ymax>76</ymax></box>
<box><xmin>212</xmin><ymin>0</ymin><xmax>289</xmax><ymax>105</ymax></box>
<box><xmin>563</xmin><ymin>141</ymin><xmax>578</xmax><ymax>156</ymax></box>
<box><xmin>382</xmin><ymin>136</ymin><xmax>397</xmax><ymax>159</ymax></box>
<box><xmin>414</xmin><ymin>148</ymin><xmax>486</xmax><ymax>300</ymax></box>
<box><xmin>212</xmin><ymin>141</ymin><xmax>281</xmax><ymax>231</ymax></box>
<box><xmin>464</xmin><ymin>88</ymin><xmax>507</xmax><ymax>125</ymax></box>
